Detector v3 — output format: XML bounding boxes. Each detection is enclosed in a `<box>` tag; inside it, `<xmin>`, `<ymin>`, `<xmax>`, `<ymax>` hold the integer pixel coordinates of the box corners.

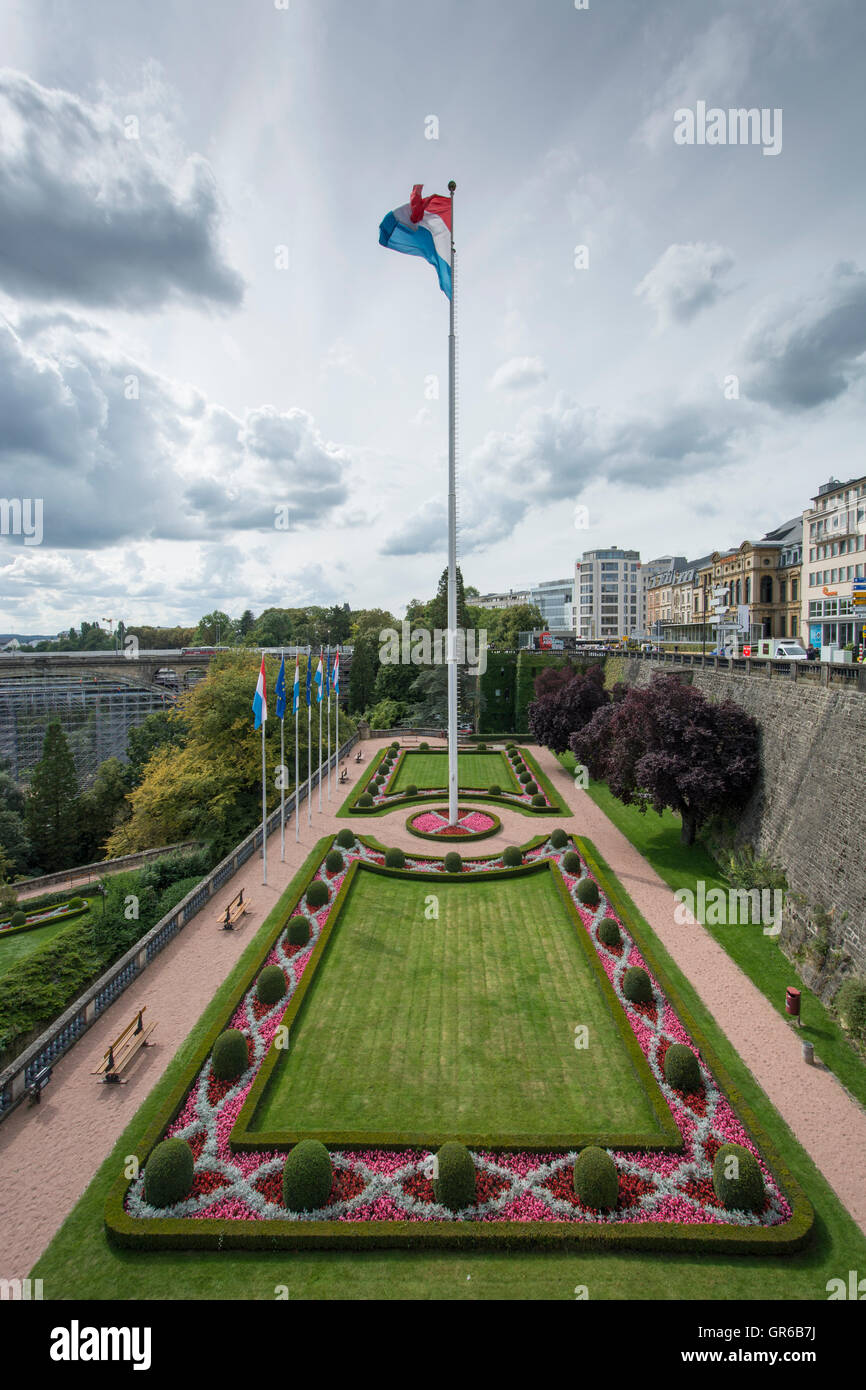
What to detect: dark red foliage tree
<box><xmin>569</xmin><ymin>674</ymin><xmax>760</xmax><ymax>844</ymax></box>
<box><xmin>533</xmin><ymin>661</ymin><xmax>575</xmax><ymax>700</ymax></box>
<box><xmin>528</xmin><ymin>664</ymin><xmax>608</xmax><ymax>755</ymax></box>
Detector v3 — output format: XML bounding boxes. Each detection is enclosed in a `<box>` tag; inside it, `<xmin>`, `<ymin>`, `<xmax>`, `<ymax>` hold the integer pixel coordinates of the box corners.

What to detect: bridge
<box><xmin>0</xmin><ymin>646</ymin><xmax>355</xmax><ymax>691</ymax></box>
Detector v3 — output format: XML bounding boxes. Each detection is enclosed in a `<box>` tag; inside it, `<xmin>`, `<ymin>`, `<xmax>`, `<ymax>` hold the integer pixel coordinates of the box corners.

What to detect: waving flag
<box><xmin>305</xmin><ymin>650</ymin><xmax>312</xmax><ymax>708</ymax></box>
<box><xmin>333</xmin><ymin>651</ymin><xmax>340</xmax><ymax>694</ymax></box>
<box><xmin>379</xmin><ymin>185</ymin><xmax>452</xmax><ymax>298</ymax></box>
<box><xmin>315</xmin><ymin>650</ymin><xmax>324</xmax><ymax>703</ymax></box>
<box><xmin>324</xmin><ymin>651</ymin><xmax>330</xmax><ymax>699</ymax></box>
<box><xmin>275</xmin><ymin>655</ymin><xmax>287</xmax><ymax>720</ymax></box>
<box><xmin>252</xmin><ymin>656</ymin><xmax>267</xmax><ymax>729</ymax></box>
<box><xmin>293</xmin><ymin>654</ymin><xmax>300</xmax><ymax>715</ymax></box>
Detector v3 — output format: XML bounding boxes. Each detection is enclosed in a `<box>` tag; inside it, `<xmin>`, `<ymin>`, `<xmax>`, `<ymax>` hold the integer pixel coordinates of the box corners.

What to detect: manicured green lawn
<box><xmin>30</xmin><ymin>836</ymin><xmax>866</xmax><ymax>1297</ymax></box>
<box><xmin>557</xmin><ymin>753</ymin><xmax>866</xmax><ymax>1111</ymax></box>
<box><xmin>249</xmin><ymin>866</ymin><xmax>665</xmax><ymax>1144</ymax></box>
<box><xmin>0</xmin><ymin>907</ymin><xmax>94</xmax><ymax>980</ymax></box>
<box><xmin>391</xmin><ymin>750</ymin><xmax>519</xmax><ymax>794</ymax></box>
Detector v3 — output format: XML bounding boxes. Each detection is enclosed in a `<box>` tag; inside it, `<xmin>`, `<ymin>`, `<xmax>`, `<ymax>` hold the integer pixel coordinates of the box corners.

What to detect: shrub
<box><xmin>477</xmin><ymin>742</ymin><xmax>487</xmax><ymax>752</ymax></box>
<box><xmin>576</xmin><ymin>878</ymin><xmax>600</xmax><ymax>907</ymax></box>
<box><xmin>306</xmin><ymin>879</ymin><xmax>329</xmax><ymax>909</ymax></box>
<box><xmin>385</xmin><ymin>847</ymin><xmax>405</xmax><ymax>868</ymax></box>
<box><xmin>531</xmin><ymin>793</ymin><xmax>546</xmax><ymax>806</ymax></box>
<box><xmin>518</xmin><ymin>771</ymin><xmax>532</xmax><ymax>785</ymax></box>
<box><xmin>506</xmin><ymin>742</ymin><xmax>516</xmax><ymax>750</ymax></box>
<box><xmin>549</xmin><ymin>828</ymin><xmax>568</xmax><ymax>849</ymax></box>
<box><xmin>390</xmin><ymin>740</ymin><xmax>399</xmax><ymax>750</ymax></box>
<box><xmin>836</xmin><ymin>977</ymin><xmax>866</xmax><ymax>1042</ymax></box>
<box><xmin>155</xmin><ymin>876</ymin><xmax>200</xmax><ymax>921</ymax></box>
<box><xmin>524</xmin><ymin>781</ymin><xmax>538</xmax><ymax>795</ymax></box>
<box><xmin>597</xmin><ymin>916</ymin><xmax>622</xmax><ymax>948</ymax></box>
<box><xmin>288</xmin><ymin>915</ymin><xmax>311</xmax><ymax>946</ymax></box>
<box><xmin>433</xmin><ymin>1142</ymin><xmax>476</xmax><ymax>1211</ymax></box>
<box><xmin>419</xmin><ymin>741</ymin><xmax>429</xmax><ymax>752</ymax></box>
<box><xmin>10</xmin><ymin>911</ymin><xmax>26</xmax><ymax>927</ymax></box>
<box><xmin>623</xmin><ymin>966</ymin><xmax>653</xmax><ymax>1004</ymax></box>
<box><xmin>143</xmin><ymin>1137</ymin><xmax>194</xmax><ymax>1209</ymax></box>
<box><xmin>282</xmin><ymin>1139</ymin><xmax>333</xmax><ymax>1213</ymax></box>
<box><xmin>212</xmin><ymin>1028</ymin><xmax>249</xmax><ymax>1081</ymax></box>
<box><xmin>335</xmin><ymin>829</ymin><xmax>355</xmax><ymax>849</ymax></box>
<box><xmin>68</xmin><ymin>896</ymin><xmax>85</xmax><ymax>909</ymax></box>
<box><xmin>488</xmin><ymin>784</ymin><xmax>501</xmax><ymax>797</ymax></box>
<box><xmin>664</xmin><ymin>1042</ymin><xmax>703</xmax><ymax>1092</ymax></box>
<box><xmin>561</xmin><ymin>850</ymin><xmax>581</xmax><ymax>875</ymax></box>
<box><xmin>404</xmin><ymin>784</ymin><xmax>418</xmax><ymax>797</ymax></box>
<box><xmin>443</xmin><ymin>851</ymin><xmax>462</xmax><ymax>874</ymax></box>
<box><xmin>374</xmin><ymin>775</ymin><xmax>385</xmax><ymax>787</ymax></box>
<box><xmin>357</xmin><ymin>792</ymin><xmax>373</xmax><ymax>807</ymax></box>
<box><xmin>573</xmin><ymin>1146</ymin><xmax>618</xmax><ymax>1210</ymax></box>
<box><xmin>257</xmin><ymin>965</ymin><xmax>287</xmax><ymax>1007</ymax></box>
<box><xmin>712</xmin><ymin>1143</ymin><xmax>765</xmax><ymax>1213</ymax></box>
<box><xmin>503</xmin><ymin>846</ymin><xmax>522</xmax><ymax>867</ymax></box>
<box><xmin>325</xmin><ymin>850</ymin><xmax>344</xmax><ymax>874</ymax></box>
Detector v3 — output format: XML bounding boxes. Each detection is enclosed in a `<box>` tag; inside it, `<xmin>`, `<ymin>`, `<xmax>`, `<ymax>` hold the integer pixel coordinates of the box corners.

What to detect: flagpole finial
<box><xmin>448</xmin><ymin>180</ymin><xmax>456</xmax><ymax>193</ymax></box>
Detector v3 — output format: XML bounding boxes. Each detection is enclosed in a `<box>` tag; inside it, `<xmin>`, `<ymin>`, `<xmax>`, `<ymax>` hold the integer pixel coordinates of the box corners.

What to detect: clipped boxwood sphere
<box><xmin>404</xmin><ymin>783</ymin><xmax>418</xmax><ymax>796</ymax></box>
<box><xmin>357</xmin><ymin>792</ymin><xmax>374</xmax><ymax>807</ymax></box>
<box><xmin>325</xmin><ymin>849</ymin><xmax>344</xmax><ymax>874</ymax></box>
<box><xmin>550</xmin><ymin>828</ymin><xmax>568</xmax><ymax>849</ymax></box>
<box><xmin>374</xmin><ymin>775</ymin><xmax>385</xmax><ymax>787</ymax></box>
<box><xmin>390</xmin><ymin>740</ymin><xmax>399</xmax><ymax>750</ymax></box>
<box><xmin>212</xmin><ymin>1028</ymin><xmax>249</xmax><ymax>1081</ymax></box>
<box><xmin>419</xmin><ymin>741</ymin><xmax>429</xmax><ymax>752</ymax></box>
<box><xmin>68</xmin><ymin>896</ymin><xmax>85</xmax><ymax>909</ymax></box>
<box><xmin>144</xmin><ymin>1137</ymin><xmax>194</xmax><ymax>1209</ymax></box>
<box><xmin>477</xmin><ymin>742</ymin><xmax>487</xmax><ymax>752</ymax></box>
<box><xmin>713</xmin><ymin>1143</ymin><xmax>765</xmax><ymax>1213</ymax></box>
<box><xmin>531</xmin><ymin>793</ymin><xmax>546</xmax><ymax>807</ymax></box>
<box><xmin>597</xmin><ymin>916</ymin><xmax>622</xmax><ymax>948</ymax></box>
<box><xmin>10</xmin><ymin>911</ymin><xmax>26</xmax><ymax>927</ymax></box>
<box><xmin>573</xmin><ymin>1146</ymin><xmax>619</xmax><ymax>1210</ymax></box>
<box><xmin>306</xmin><ymin>879</ymin><xmax>329</xmax><ymax>909</ymax></box>
<box><xmin>488</xmin><ymin>783</ymin><xmax>501</xmax><ymax>797</ymax></box>
<box><xmin>576</xmin><ymin>878</ymin><xmax>600</xmax><ymax>907</ymax></box>
<box><xmin>433</xmin><ymin>1141</ymin><xmax>476</xmax><ymax>1211</ymax></box>
<box><xmin>257</xmin><ymin>964</ymin><xmax>287</xmax><ymax>1006</ymax></box>
<box><xmin>288</xmin><ymin>915</ymin><xmax>311</xmax><ymax>946</ymax></box>
<box><xmin>385</xmin><ymin>846</ymin><xmax>405</xmax><ymax>868</ymax></box>
<box><xmin>282</xmin><ymin>1139</ymin><xmax>334</xmax><ymax>1213</ymax></box>
<box><xmin>506</xmin><ymin>742</ymin><xmax>516</xmax><ymax>750</ymax></box>
<box><xmin>525</xmin><ymin>780</ymin><xmax>538</xmax><ymax>795</ymax></box>
<box><xmin>623</xmin><ymin>966</ymin><xmax>653</xmax><ymax>1005</ymax></box>
<box><xmin>335</xmin><ymin>828</ymin><xmax>355</xmax><ymax>849</ymax></box>
<box><xmin>518</xmin><ymin>771</ymin><xmax>532</xmax><ymax>785</ymax></box>
<box><xmin>443</xmin><ymin>851</ymin><xmax>462</xmax><ymax>874</ymax></box>
<box><xmin>503</xmin><ymin>846</ymin><xmax>522</xmax><ymax>867</ymax></box>
<box><xmin>664</xmin><ymin>1042</ymin><xmax>703</xmax><ymax>1093</ymax></box>
<box><xmin>561</xmin><ymin>850</ymin><xmax>581</xmax><ymax>875</ymax></box>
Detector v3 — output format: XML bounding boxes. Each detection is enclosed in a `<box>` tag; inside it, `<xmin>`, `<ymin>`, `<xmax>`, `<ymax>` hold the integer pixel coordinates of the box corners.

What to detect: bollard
<box><xmin>802</xmin><ymin>1040</ymin><xmax>814</xmax><ymax>1065</ymax></box>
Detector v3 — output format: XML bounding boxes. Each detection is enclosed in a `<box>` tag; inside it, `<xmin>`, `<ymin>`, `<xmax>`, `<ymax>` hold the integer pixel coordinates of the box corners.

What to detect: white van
<box><xmin>754</xmin><ymin>638</ymin><xmax>808</xmax><ymax>661</ymax></box>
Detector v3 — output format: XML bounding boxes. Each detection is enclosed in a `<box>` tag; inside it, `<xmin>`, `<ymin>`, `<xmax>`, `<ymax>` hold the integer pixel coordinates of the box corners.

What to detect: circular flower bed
<box><xmin>406</xmin><ymin>807</ymin><xmax>502</xmax><ymax>841</ymax></box>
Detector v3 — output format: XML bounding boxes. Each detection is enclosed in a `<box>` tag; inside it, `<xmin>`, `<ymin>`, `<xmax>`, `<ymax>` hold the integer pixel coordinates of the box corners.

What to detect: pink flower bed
<box><xmin>409</xmin><ymin>809</ymin><xmax>496</xmax><ymax>837</ymax></box>
<box><xmin>125</xmin><ymin>835</ymin><xmax>792</xmax><ymax>1231</ymax></box>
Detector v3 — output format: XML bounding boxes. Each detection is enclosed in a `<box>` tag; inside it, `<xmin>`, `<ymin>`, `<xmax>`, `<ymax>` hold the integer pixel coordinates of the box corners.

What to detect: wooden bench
<box><xmin>92</xmin><ymin>1008</ymin><xmax>156</xmax><ymax>1084</ymax></box>
<box><xmin>217</xmin><ymin>888</ymin><xmax>247</xmax><ymax>932</ymax></box>
<box><xmin>26</xmin><ymin>1064</ymin><xmax>52</xmax><ymax>1105</ymax></box>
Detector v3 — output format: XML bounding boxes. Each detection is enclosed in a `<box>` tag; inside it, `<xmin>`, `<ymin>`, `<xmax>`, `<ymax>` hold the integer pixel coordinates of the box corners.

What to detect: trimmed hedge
<box><xmin>357</xmin><ymin>792</ymin><xmax>374</xmax><ymax>807</ymax></box>
<box><xmin>573</xmin><ymin>1146</ymin><xmax>619</xmax><ymax>1210</ymax></box>
<box><xmin>549</xmin><ymin>828</ymin><xmax>569</xmax><ymax>849</ymax></box>
<box><xmin>384</xmin><ymin>847</ymin><xmax>405</xmax><ymax>869</ymax></box>
<box><xmin>404</xmin><ymin>784</ymin><xmax>418</xmax><ymax>797</ymax></box>
<box><xmin>211</xmin><ymin>1029</ymin><xmax>249</xmax><ymax>1081</ymax></box>
<box><xmin>561</xmin><ymin>851</ymin><xmax>581</xmax><ymax>875</ymax></box>
<box><xmin>623</xmin><ymin>966</ymin><xmax>653</xmax><ymax>1005</ymax></box>
<box><xmin>597</xmin><ymin>916</ymin><xmax>622</xmax><ymax>948</ymax></box>
<box><xmin>664</xmin><ymin>1043</ymin><xmax>703</xmax><ymax>1093</ymax></box>
<box><xmin>518</xmin><ymin>771</ymin><xmax>532</xmax><ymax>785</ymax></box>
<box><xmin>325</xmin><ymin>850</ymin><xmax>344</xmax><ymax>875</ymax></box>
<box><xmin>10</xmin><ymin>911</ymin><xmax>26</xmax><ymax>927</ymax></box>
<box><xmin>576</xmin><ymin>879</ymin><xmax>600</xmax><ymax>908</ymax></box>
<box><xmin>256</xmin><ymin>965</ymin><xmax>287</xmax><ymax>1007</ymax></box>
<box><xmin>503</xmin><ymin>846</ymin><xmax>522</xmax><ymax>867</ymax></box>
<box><xmin>525</xmin><ymin>781</ymin><xmax>538</xmax><ymax>795</ymax></box>
<box><xmin>713</xmin><ymin>1143</ymin><xmax>765</xmax><ymax>1213</ymax></box>
<box><xmin>306</xmin><ymin>880</ymin><xmax>329</xmax><ymax>909</ymax></box>
<box><xmin>419</xmin><ymin>742</ymin><xmax>430</xmax><ymax>752</ymax></box>
<box><xmin>335</xmin><ymin>829</ymin><xmax>355</xmax><ymax>849</ymax></box>
<box><xmin>531</xmin><ymin>793</ymin><xmax>545</xmax><ymax>806</ymax></box>
<box><xmin>488</xmin><ymin>784</ymin><xmax>501</xmax><ymax>797</ymax></box>
<box><xmin>143</xmin><ymin>1138</ymin><xmax>194</xmax><ymax>1209</ymax></box>
<box><xmin>288</xmin><ymin>915</ymin><xmax>311</xmax><ymax>947</ymax></box>
<box><xmin>282</xmin><ymin>1139</ymin><xmax>334</xmax><ymax>1213</ymax></box>
<box><xmin>433</xmin><ymin>1142</ymin><xmax>476</xmax><ymax>1211</ymax></box>
<box><xmin>443</xmin><ymin>851</ymin><xmax>462</xmax><ymax>874</ymax></box>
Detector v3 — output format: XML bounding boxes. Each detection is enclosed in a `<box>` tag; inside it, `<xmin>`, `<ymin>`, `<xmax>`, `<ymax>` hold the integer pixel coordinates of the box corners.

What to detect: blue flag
<box><xmin>305</xmin><ymin>649</ymin><xmax>312</xmax><ymax>708</ymax></box>
<box><xmin>275</xmin><ymin>656</ymin><xmax>286</xmax><ymax>720</ymax></box>
<box><xmin>324</xmin><ymin>650</ymin><xmax>330</xmax><ymax>698</ymax></box>
<box><xmin>293</xmin><ymin>655</ymin><xmax>300</xmax><ymax>716</ymax></box>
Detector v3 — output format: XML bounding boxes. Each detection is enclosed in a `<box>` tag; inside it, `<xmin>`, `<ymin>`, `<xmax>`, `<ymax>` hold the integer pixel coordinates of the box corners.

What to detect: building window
<box><xmin>760</xmin><ymin>576</ymin><xmax>773</xmax><ymax>604</ymax></box>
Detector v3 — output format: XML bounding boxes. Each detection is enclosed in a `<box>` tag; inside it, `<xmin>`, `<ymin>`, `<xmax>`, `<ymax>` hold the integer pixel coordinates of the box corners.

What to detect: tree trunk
<box><xmin>680</xmin><ymin>810</ymin><xmax>697</xmax><ymax>846</ymax></box>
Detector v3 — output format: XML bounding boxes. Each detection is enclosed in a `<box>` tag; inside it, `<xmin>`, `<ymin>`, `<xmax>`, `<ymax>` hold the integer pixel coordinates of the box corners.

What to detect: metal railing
<box><xmin>635</xmin><ymin>650</ymin><xmax>866</xmax><ymax>689</ymax></box>
<box><xmin>0</xmin><ymin>731</ymin><xmax>359</xmax><ymax>1121</ymax></box>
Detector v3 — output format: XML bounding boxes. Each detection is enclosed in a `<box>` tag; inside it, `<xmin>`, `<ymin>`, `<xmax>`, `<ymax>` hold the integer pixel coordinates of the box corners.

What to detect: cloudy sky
<box><xmin>1</xmin><ymin>0</ymin><xmax>865</xmax><ymax>633</ymax></box>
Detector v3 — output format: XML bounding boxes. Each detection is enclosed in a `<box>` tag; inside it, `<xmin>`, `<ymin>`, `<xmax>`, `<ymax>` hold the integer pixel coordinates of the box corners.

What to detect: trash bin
<box><xmin>802</xmin><ymin>1041</ymin><xmax>815</xmax><ymax>1065</ymax></box>
<box><xmin>785</xmin><ymin>987</ymin><xmax>801</xmax><ymax>1019</ymax></box>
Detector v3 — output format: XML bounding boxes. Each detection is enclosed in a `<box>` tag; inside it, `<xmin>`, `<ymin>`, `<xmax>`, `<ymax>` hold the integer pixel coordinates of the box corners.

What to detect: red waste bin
<box><xmin>785</xmin><ymin>987</ymin><xmax>801</xmax><ymax>1019</ymax></box>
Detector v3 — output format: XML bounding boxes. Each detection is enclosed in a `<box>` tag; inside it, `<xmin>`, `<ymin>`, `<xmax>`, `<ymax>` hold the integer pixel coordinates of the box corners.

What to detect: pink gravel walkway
<box><xmin>0</xmin><ymin>738</ymin><xmax>864</xmax><ymax>1279</ymax></box>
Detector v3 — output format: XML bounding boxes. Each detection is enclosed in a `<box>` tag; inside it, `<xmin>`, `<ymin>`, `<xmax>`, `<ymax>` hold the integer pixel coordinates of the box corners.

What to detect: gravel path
<box><xmin>1</xmin><ymin>737</ymin><xmax>864</xmax><ymax>1280</ymax></box>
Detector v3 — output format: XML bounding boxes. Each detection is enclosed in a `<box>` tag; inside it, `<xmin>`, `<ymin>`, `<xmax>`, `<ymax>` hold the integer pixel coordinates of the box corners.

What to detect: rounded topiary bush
<box><xmin>550</xmin><ymin>828</ymin><xmax>568</xmax><ymax>849</ymax></box>
<box><xmin>212</xmin><ymin>1028</ymin><xmax>249</xmax><ymax>1081</ymax></box>
<box><xmin>524</xmin><ymin>780</ymin><xmax>538</xmax><ymax>795</ymax></box>
<box><xmin>143</xmin><ymin>1137</ymin><xmax>194</xmax><ymax>1209</ymax></box>
<box><xmin>503</xmin><ymin>846</ymin><xmax>522</xmax><ymax>867</ymax></box>
<box><xmin>390</xmin><ymin>740</ymin><xmax>399</xmax><ymax>750</ymax></box>
<box><xmin>506</xmin><ymin>742</ymin><xmax>516</xmax><ymax>750</ymax></box>
<box><xmin>282</xmin><ymin>1139</ymin><xmax>334</xmax><ymax>1212</ymax></box>
<box><xmin>623</xmin><ymin>966</ymin><xmax>653</xmax><ymax>1005</ymax></box>
<box><xmin>385</xmin><ymin>847</ymin><xmax>405</xmax><ymax>868</ymax></box>
<box><xmin>68</xmin><ymin>896</ymin><xmax>85</xmax><ymax>909</ymax></box>
<box><xmin>288</xmin><ymin>915</ymin><xmax>311</xmax><ymax>946</ymax></box>
<box><xmin>561</xmin><ymin>850</ymin><xmax>581</xmax><ymax>875</ymax></box>
<box><xmin>597</xmin><ymin>916</ymin><xmax>622</xmax><ymax>948</ymax></box>
<box><xmin>433</xmin><ymin>1141</ymin><xmax>476</xmax><ymax>1211</ymax></box>
<box><xmin>10</xmin><ymin>911</ymin><xmax>26</xmax><ymax>927</ymax></box>
<box><xmin>518</xmin><ymin>771</ymin><xmax>532</xmax><ymax>785</ymax></box>
<box><xmin>443</xmin><ymin>851</ymin><xmax>462</xmax><ymax>874</ymax></box>
<box><xmin>576</xmin><ymin>878</ymin><xmax>600</xmax><ymax>907</ymax></box>
<box><xmin>325</xmin><ymin>849</ymin><xmax>344</xmax><ymax>875</ymax></box>
<box><xmin>572</xmin><ymin>1146</ymin><xmax>619</xmax><ymax>1210</ymax></box>
<box><xmin>306</xmin><ymin>879</ymin><xmax>329</xmax><ymax>909</ymax></box>
<box><xmin>335</xmin><ymin>828</ymin><xmax>355</xmax><ymax>849</ymax></box>
<box><xmin>404</xmin><ymin>784</ymin><xmax>418</xmax><ymax>797</ymax></box>
<box><xmin>374</xmin><ymin>775</ymin><xmax>385</xmax><ymax>787</ymax></box>
<box><xmin>419</xmin><ymin>741</ymin><xmax>429</xmax><ymax>752</ymax></box>
<box><xmin>488</xmin><ymin>783</ymin><xmax>501</xmax><ymax>797</ymax></box>
<box><xmin>257</xmin><ymin>964</ymin><xmax>287</xmax><ymax>1006</ymax></box>
<box><xmin>357</xmin><ymin>792</ymin><xmax>374</xmax><ymax>807</ymax></box>
<box><xmin>664</xmin><ymin>1042</ymin><xmax>703</xmax><ymax>1093</ymax></box>
<box><xmin>531</xmin><ymin>793</ymin><xmax>546</xmax><ymax>806</ymax></box>
<box><xmin>477</xmin><ymin>742</ymin><xmax>487</xmax><ymax>752</ymax></box>
<box><xmin>712</xmin><ymin>1143</ymin><xmax>765</xmax><ymax>1213</ymax></box>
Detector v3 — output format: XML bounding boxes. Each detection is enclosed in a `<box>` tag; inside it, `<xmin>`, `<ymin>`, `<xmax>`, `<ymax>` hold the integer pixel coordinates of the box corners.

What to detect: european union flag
<box><xmin>275</xmin><ymin>656</ymin><xmax>287</xmax><ymax>720</ymax></box>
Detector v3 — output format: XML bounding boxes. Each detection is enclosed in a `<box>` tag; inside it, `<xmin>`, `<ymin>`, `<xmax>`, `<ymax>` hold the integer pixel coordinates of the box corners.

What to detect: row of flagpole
<box><xmin>252</xmin><ymin>645</ymin><xmax>341</xmax><ymax>884</ymax></box>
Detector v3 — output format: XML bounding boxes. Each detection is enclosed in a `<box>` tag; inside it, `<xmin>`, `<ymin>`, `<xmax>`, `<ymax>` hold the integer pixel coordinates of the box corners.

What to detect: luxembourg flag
<box><xmin>252</xmin><ymin>656</ymin><xmax>267</xmax><ymax>729</ymax></box>
<box><xmin>379</xmin><ymin>185</ymin><xmax>452</xmax><ymax>298</ymax></box>
<box><xmin>333</xmin><ymin>651</ymin><xmax>340</xmax><ymax>694</ymax></box>
<box><xmin>314</xmin><ymin>650</ymin><xmax>324</xmax><ymax>703</ymax></box>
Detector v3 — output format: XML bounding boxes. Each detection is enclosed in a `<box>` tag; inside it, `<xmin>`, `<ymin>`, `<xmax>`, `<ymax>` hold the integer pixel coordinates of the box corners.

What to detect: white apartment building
<box><xmin>802</xmin><ymin>475</ymin><xmax>866</xmax><ymax>650</ymax></box>
<box><xmin>575</xmin><ymin>547</ymin><xmax>642</xmax><ymax>640</ymax></box>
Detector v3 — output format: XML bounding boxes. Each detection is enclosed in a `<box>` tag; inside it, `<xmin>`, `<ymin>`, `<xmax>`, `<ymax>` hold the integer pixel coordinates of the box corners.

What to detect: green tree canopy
<box><xmin>26</xmin><ymin>719</ymin><xmax>80</xmax><ymax>871</ymax></box>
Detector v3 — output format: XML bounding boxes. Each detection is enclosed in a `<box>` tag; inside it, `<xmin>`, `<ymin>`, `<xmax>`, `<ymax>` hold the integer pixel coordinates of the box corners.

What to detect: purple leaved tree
<box><xmin>528</xmin><ymin>664</ymin><xmax>609</xmax><ymax>756</ymax></box>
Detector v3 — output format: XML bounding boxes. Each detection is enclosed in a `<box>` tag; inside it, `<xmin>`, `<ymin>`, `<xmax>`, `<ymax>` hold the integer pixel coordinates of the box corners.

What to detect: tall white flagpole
<box><xmin>279</xmin><ymin>646</ymin><xmax>285</xmax><ymax>862</ymax></box>
<box><xmin>327</xmin><ymin>644</ymin><xmax>332</xmax><ymax>801</ymax></box>
<box><xmin>446</xmin><ymin>179</ymin><xmax>459</xmax><ymax>826</ymax></box>
<box><xmin>261</xmin><ymin>672</ymin><xmax>268</xmax><ymax>886</ymax></box>
<box><xmin>335</xmin><ymin>650</ymin><xmax>340</xmax><ymax>781</ymax></box>
<box><xmin>318</xmin><ymin>647</ymin><xmax>323</xmax><ymax>812</ymax></box>
<box><xmin>295</xmin><ymin>656</ymin><xmax>300</xmax><ymax>842</ymax></box>
<box><xmin>307</xmin><ymin>646</ymin><xmax>313</xmax><ymax>827</ymax></box>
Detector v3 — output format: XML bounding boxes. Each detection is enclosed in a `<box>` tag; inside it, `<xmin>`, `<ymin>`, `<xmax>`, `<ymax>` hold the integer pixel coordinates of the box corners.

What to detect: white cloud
<box><xmin>635</xmin><ymin>243</ymin><xmax>735</xmax><ymax>328</ymax></box>
<box><xmin>487</xmin><ymin>356</ymin><xmax>548</xmax><ymax>392</ymax></box>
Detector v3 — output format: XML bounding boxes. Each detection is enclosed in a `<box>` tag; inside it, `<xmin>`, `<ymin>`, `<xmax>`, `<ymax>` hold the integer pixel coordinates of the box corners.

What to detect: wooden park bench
<box><xmin>92</xmin><ymin>1007</ymin><xmax>156</xmax><ymax>1085</ymax></box>
<box><xmin>26</xmin><ymin>1064</ymin><xmax>52</xmax><ymax>1105</ymax></box>
<box><xmin>216</xmin><ymin>888</ymin><xmax>247</xmax><ymax>932</ymax></box>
